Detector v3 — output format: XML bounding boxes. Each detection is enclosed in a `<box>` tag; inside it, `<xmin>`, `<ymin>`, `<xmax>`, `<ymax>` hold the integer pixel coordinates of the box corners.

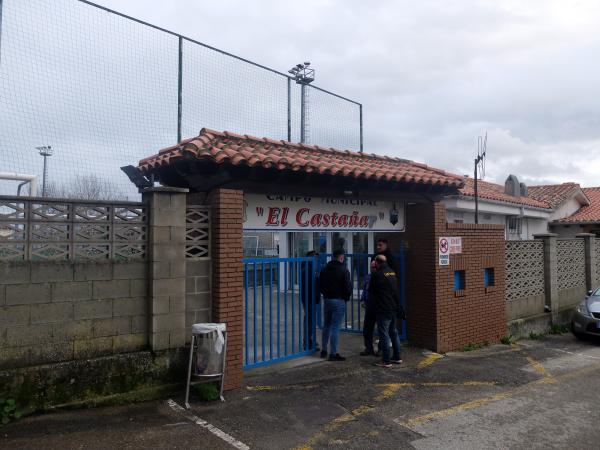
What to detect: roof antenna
<box><xmin>474</xmin><ymin>132</ymin><xmax>487</xmax><ymax>224</ymax></box>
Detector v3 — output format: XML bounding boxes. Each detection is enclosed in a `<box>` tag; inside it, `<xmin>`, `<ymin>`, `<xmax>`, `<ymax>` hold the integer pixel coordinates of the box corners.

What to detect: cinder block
<box><xmin>6</xmin><ymin>283</ymin><xmax>51</xmax><ymax>305</ymax></box>
<box><xmin>131</xmin><ymin>315</ymin><xmax>148</xmax><ymax>334</ymax></box>
<box><xmin>169</xmin><ymin>328</ymin><xmax>186</xmax><ymax>348</ymax></box>
<box><xmin>150</xmin><ymin>331</ymin><xmax>170</xmax><ymax>351</ymax></box>
<box><xmin>195</xmin><ymin>309</ymin><xmax>211</xmax><ymax>324</ymax></box>
<box><xmin>186</xmin><ymin>260</ymin><xmax>210</xmax><ymax>277</ymax></box>
<box><xmin>185</xmin><ymin>277</ymin><xmax>196</xmax><ymax>294</ymax></box>
<box><xmin>150</xmin><ymin>243</ymin><xmax>185</xmax><ymax>262</ymax></box>
<box><xmin>151</xmin><ymin>296</ymin><xmax>170</xmax><ymax>315</ymax></box>
<box><xmin>130</xmin><ymin>279</ymin><xmax>148</xmax><ymax>297</ymax></box>
<box><xmin>196</xmin><ymin>276</ymin><xmax>210</xmax><ymax>292</ymax></box>
<box><xmin>92</xmin><ymin>317</ymin><xmax>131</xmax><ymax>337</ymax></box>
<box><xmin>92</xmin><ymin>279</ymin><xmax>131</xmax><ymax>299</ymax></box>
<box><xmin>53</xmin><ymin>320</ymin><xmax>94</xmax><ymax>342</ymax></box>
<box><xmin>0</xmin><ymin>262</ymin><xmax>30</xmax><ymax>285</ymax></box>
<box><xmin>112</xmin><ymin>261</ymin><xmax>147</xmax><ymax>280</ymax></box>
<box><xmin>30</xmin><ymin>302</ymin><xmax>73</xmax><ymax>324</ymax></box>
<box><xmin>7</xmin><ymin>324</ymin><xmax>53</xmax><ymax>346</ymax></box>
<box><xmin>74</xmin><ymin>299</ymin><xmax>113</xmax><ymax>320</ymax></box>
<box><xmin>30</xmin><ymin>342</ymin><xmax>74</xmax><ymax>365</ymax></box>
<box><xmin>169</xmin><ymin>193</ymin><xmax>187</xmax><ymax>212</ymax></box>
<box><xmin>52</xmin><ymin>281</ymin><xmax>92</xmax><ymax>302</ymax></box>
<box><xmin>0</xmin><ymin>285</ymin><xmax>5</xmax><ymax>306</ymax></box>
<box><xmin>170</xmin><ymin>259</ymin><xmax>186</xmax><ymax>278</ymax></box>
<box><xmin>30</xmin><ymin>262</ymin><xmax>74</xmax><ymax>283</ymax></box>
<box><xmin>150</xmin><ymin>210</ymin><xmax>186</xmax><ymax>227</ymax></box>
<box><xmin>151</xmin><ymin>261</ymin><xmax>171</xmax><ymax>280</ymax></box>
<box><xmin>186</xmin><ymin>292</ymin><xmax>210</xmax><ymax>310</ymax></box>
<box><xmin>0</xmin><ymin>346</ymin><xmax>30</xmax><ymax>370</ymax></box>
<box><xmin>73</xmin><ymin>262</ymin><xmax>113</xmax><ymax>281</ymax></box>
<box><xmin>169</xmin><ymin>295</ymin><xmax>186</xmax><ymax>313</ymax></box>
<box><xmin>0</xmin><ymin>305</ymin><xmax>30</xmax><ymax>327</ymax></box>
<box><xmin>113</xmin><ymin>333</ymin><xmax>147</xmax><ymax>352</ymax></box>
<box><xmin>151</xmin><ymin>278</ymin><xmax>185</xmax><ymax>297</ymax></box>
<box><xmin>114</xmin><ymin>297</ymin><xmax>146</xmax><ymax>316</ymax></box>
<box><xmin>74</xmin><ymin>336</ymin><xmax>114</xmax><ymax>359</ymax></box>
<box><xmin>152</xmin><ymin>313</ymin><xmax>185</xmax><ymax>333</ymax></box>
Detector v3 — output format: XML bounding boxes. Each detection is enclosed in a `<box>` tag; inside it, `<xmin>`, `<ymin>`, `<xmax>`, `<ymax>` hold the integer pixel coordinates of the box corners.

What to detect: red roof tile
<box><xmin>554</xmin><ymin>187</ymin><xmax>600</xmax><ymax>223</ymax></box>
<box><xmin>458</xmin><ymin>177</ymin><xmax>551</xmax><ymax>209</ymax></box>
<box><xmin>527</xmin><ymin>183</ymin><xmax>587</xmax><ymax>208</ymax></box>
<box><xmin>138</xmin><ymin>128</ymin><xmax>464</xmax><ymax>188</ymax></box>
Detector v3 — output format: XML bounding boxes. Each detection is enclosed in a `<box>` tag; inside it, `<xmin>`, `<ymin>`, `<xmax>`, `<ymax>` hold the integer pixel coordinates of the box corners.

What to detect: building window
<box><xmin>454</xmin><ymin>219</ymin><xmax>464</xmax><ymax>224</ymax></box>
<box><xmin>243</xmin><ymin>231</ymin><xmax>279</xmax><ymax>257</ymax></box>
<box><xmin>484</xmin><ymin>268</ymin><xmax>495</xmax><ymax>288</ymax></box>
<box><xmin>454</xmin><ymin>270</ymin><xmax>466</xmax><ymax>291</ymax></box>
<box><xmin>507</xmin><ymin>217</ymin><xmax>522</xmax><ymax>235</ymax></box>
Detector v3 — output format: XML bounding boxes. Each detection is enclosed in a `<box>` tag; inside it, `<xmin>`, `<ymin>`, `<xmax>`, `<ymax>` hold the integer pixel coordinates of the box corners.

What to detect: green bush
<box><xmin>192</xmin><ymin>382</ymin><xmax>220</xmax><ymax>401</ymax></box>
<box><xmin>500</xmin><ymin>335</ymin><xmax>513</xmax><ymax>345</ymax></box>
<box><xmin>1</xmin><ymin>399</ymin><xmax>22</xmax><ymax>426</ymax></box>
<box><xmin>549</xmin><ymin>324</ymin><xmax>569</xmax><ymax>335</ymax></box>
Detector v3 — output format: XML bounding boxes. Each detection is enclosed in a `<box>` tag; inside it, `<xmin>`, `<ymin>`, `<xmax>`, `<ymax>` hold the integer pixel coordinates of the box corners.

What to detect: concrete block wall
<box><xmin>185</xmin><ymin>259</ymin><xmax>211</xmax><ymax>338</ymax></box>
<box><xmin>0</xmin><ymin>260</ymin><xmax>148</xmax><ymax>369</ymax></box>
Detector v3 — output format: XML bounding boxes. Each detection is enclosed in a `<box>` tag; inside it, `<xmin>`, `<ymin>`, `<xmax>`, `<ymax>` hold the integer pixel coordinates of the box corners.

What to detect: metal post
<box><xmin>474</xmin><ymin>158</ymin><xmax>479</xmax><ymax>224</ymax></box>
<box><xmin>287</xmin><ymin>78</ymin><xmax>291</xmax><ymax>142</ymax></box>
<box><xmin>177</xmin><ymin>36</ymin><xmax>183</xmax><ymax>143</ymax></box>
<box><xmin>42</xmin><ymin>155</ymin><xmax>48</xmax><ymax>197</ymax></box>
<box><xmin>359</xmin><ymin>104</ymin><xmax>364</xmax><ymax>153</ymax></box>
<box><xmin>300</xmin><ymin>84</ymin><xmax>306</xmax><ymax>143</ymax></box>
<box><xmin>0</xmin><ymin>0</ymin><xmax>4</xmax><ymax>65</ymax></box>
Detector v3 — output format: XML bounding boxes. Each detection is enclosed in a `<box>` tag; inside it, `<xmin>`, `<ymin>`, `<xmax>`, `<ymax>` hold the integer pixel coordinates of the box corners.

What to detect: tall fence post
<box><xmin>143</xmin><ymin>186</ymin><xmax>189</xmax><ymax>351</ymax></box>
<box><xmin>359</xmin><ymin>103</ymin><xmax>363</xmax><ymax>153</ymax></box>
<box><xmin>534</xmin><ymin>233</ymin><xmax>559</xmax><ymax>324</ymax></box>
<box><xmin>177</xmin><ymin>36</ymin><xmax>183</xmax><ymax>143</ymax></box>
<box><xmin>577</xmin><ymin>233</ymin><xmax>596</xmax><ymax>292</ymax></box>
<box><xmin>287</xmin><ymin>77</ymin><xmax>291</xmax><ymax>142</ymax></box>
<box><xmin>300</xmin><ymin>84</ymin><xmax>306</xmax><ymax>143</ymax></box>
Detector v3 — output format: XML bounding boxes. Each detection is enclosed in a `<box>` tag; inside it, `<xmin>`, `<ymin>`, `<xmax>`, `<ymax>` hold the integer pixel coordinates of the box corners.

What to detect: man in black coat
<box><xmin>319</xmin><ymin>249</ymin><xmax>352</xmax><ymax>361</ymax></box>
<box><xmin>368</xmin><ymin>254</ymin><xmax>402</xmax><ymax>368</ymax></box>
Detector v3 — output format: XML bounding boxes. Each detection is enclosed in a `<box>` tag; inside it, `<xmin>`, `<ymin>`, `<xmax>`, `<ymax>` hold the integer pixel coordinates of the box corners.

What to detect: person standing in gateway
<box><xmin>319</xmin><ymin>249</ymin><xmax>352</xmax><ymax>361</ymax></box>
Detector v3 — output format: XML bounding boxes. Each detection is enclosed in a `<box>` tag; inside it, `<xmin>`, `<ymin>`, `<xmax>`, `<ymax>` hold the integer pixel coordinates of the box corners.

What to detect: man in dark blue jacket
<box><xmin>319</xmin><ymin>249</ymin><xmax>352</xmax><ymax>361</ymax></box>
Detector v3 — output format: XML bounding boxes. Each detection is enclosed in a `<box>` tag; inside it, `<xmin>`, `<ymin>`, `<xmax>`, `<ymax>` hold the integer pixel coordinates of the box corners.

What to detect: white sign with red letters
<box><xmin>243</xmin><ymin>194</ymin><xmax>405</xmax><ymax>232</ymax></box>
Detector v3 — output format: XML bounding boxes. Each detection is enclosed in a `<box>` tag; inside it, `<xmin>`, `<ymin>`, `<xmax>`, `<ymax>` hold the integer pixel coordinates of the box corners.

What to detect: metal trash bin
<box><xmin>184</xmin><ymin>323</ymin><xmax>227</xmax><ymax>408</ymax></box>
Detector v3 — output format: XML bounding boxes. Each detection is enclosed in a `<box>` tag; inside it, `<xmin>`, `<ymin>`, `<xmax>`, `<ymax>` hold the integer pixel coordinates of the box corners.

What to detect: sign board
<box><xmin>438</xmin><ymin>237</ymin><xmax>449</xmax><ymax>266</ymax></box>
<box><xmin>449</xmin><ymin>237</ymin><xmax>462</xmax><ymax>254</ymax></box>
<box><xmin>243</xmin><ymin>194</ymin><xmax>405</xmax><ymax>232</ymax></box>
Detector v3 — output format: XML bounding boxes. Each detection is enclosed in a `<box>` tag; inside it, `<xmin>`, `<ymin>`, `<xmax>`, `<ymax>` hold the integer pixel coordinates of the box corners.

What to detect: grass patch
<box><xmin>459</xmin><ymin>341</ymin><xmax>490</xmax><ymax>352</ymax></box>
<box><xmin>500</xmin><ymin>335</ymin><xmax>514</xmax><ymax>345</ymax></box>
<box><xmin>549</xmin><ymin>324</ymin><xmax>570</xmax><ymax>335</ymax></box>
<box><xmin>0</xmin><ymin>398</ymin><xmax>22</xmax><ymax>426</ymax></box>
<box><xmin>192</xmin><ymin>382</ymin><xmax>221</xmax><ymax>402</ymax></box>
<box><xmin>528</xmin><ymin>331</ymin><xmax>546</xmax><ymax>340</ymax></box>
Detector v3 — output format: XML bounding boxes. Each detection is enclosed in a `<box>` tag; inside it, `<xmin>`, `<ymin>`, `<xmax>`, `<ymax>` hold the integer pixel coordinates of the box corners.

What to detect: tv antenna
<box><xmin>474</xmin><ymin>132</ymin><xmax>487</xmax><ymax>224</ymax></box>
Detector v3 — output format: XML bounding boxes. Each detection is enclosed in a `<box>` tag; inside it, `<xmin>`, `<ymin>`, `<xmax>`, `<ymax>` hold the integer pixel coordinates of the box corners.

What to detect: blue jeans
<box><xmin>376</xmin><ymin>312</ymin><xmax>401</xmax><ymax>363</ymax></box>
<box><xmin>322</xmin><ymin>298</ymin><xmax>346</xmax><ymax>355</ymax></box>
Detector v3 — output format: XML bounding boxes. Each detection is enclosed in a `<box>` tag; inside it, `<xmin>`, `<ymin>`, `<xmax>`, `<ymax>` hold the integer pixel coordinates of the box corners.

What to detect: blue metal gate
<box><xmin>243</xmin><ymin>257</ymin><xmax>318</xmax><ymax>369</ymax></box>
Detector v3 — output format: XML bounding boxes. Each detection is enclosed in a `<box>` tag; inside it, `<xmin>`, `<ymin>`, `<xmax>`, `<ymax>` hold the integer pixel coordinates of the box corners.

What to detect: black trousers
<box><xmin>363</xmin><ymin>307</ymin><xmax>377</xmax><ymax>353</ymax></box>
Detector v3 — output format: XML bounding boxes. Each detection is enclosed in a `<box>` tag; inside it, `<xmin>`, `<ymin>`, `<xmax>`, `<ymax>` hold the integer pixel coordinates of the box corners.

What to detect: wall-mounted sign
<box><xmin>439</xmin><ymin>237</ymin><xmax>450</xmax><ymax>266</ymax></box>
<box><xmin>243</xmin><ymin>194</ymin><xmax>405</xmax><ymax>232</ymax></box>
<box><xmin>449</xmin><ymin>237</ymin><xmax>462</xmax><ymax>254</ymax></box>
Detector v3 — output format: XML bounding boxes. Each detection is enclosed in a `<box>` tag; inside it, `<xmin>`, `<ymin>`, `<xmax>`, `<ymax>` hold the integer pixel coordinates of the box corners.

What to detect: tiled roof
<box><xmin>138</xmin><ymin>128</ymin><xmax>464</xmax><ymax>188</ymax></box>
<box><xmin>528</xmin><ymin>183</ymin><xmax>587</xmax><ymax>208</ymax></box>
<box><xmin>554</xmin><ymin>187</ymin><xmax>600</xmax><ymax>223</ymax></box>
<box><xmin>458</xmin><ymin>177</ymin><xmax>551</xmax><ymax>209</ymax></box>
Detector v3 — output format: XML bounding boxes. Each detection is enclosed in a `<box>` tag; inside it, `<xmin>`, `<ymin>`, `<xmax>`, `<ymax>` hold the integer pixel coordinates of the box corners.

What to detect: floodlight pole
<box><xmin>474</xmin><ymin>156</ymin><xmax>479</xmax><ymax>224</ymax></box>
<box><xmin>37</xmin><ymin>146</ymin><xmax>53</xmax><ymax>197</ymax></box>
<box><xmin>288</xmin><ymin>62</ymin><xmax>315</xmax><ymax>144</ymax></box>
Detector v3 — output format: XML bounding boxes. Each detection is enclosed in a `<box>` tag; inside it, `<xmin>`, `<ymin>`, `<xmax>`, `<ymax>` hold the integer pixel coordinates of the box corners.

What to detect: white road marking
<box><xmin>552</xmin><ymin>347</ymin><xmax>600</xmax><ymax>360</ymax></box>
<box><xmin>167</xmin><ymin>399</ymin><xmax>250</xmax><ymax>450</ymax></box>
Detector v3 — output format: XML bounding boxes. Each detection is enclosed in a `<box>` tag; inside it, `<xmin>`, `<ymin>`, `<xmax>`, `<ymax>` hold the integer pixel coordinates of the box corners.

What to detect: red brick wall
<box><xmin>207</xmin><ymin>188</ymin><xmax>244</xmax><ymax>390</ymax></box>
<box><xmin>403</xmin><ymin>202</ymin><xmax>506</xmax><ymax>352</ymax></box>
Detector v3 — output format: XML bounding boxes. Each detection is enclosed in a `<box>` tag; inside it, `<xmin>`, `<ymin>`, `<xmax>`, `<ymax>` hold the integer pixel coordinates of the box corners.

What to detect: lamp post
<box><xmin>36</xmin><ymin>146</ymin><xmax>53</xmax><ymax>197</ymax></box>
<box><xmin>288</xmin><ymin>62</ymin><xmax>315</xmax><ymax>144</ymax></box>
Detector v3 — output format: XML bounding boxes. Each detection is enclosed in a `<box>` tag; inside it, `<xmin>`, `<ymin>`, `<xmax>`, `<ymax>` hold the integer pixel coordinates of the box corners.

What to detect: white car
<box><xmin>571</xmin><ymin>288</ymin><xmax>600</xmax><ymax>339</ymax></box>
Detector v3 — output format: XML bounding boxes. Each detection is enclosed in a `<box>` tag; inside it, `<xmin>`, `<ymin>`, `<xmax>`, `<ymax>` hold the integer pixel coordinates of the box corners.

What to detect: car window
<box><xmin>593</xmin><ymin>288</ymin><xmax>600</xmax><ymax>296</ymax></box>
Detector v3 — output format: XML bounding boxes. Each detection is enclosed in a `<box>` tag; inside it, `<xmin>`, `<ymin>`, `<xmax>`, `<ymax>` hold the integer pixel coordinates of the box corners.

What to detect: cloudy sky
<box><xmin>92</xmin><ymin>0</ymin><xmax>600</xmax><ymax>186</ymax></box>
<box><xmin>3</xmin><ymin>0</ymin><xmax>600</xmax><ymax>194</ymax></box>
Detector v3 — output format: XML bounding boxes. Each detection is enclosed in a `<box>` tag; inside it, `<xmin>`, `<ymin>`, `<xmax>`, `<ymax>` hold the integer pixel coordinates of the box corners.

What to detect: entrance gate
<box><xmin>242</xmin><ymin>244</ymin><xmax>406</xmax><ymax>370</ymax></box>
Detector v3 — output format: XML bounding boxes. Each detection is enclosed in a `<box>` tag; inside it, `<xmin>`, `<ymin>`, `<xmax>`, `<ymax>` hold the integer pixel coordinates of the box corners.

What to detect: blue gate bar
<box><xmin>244</xmin><ymin>263</ymin><xmax>249</xmax><ymax>366</ymax></box>
<box><xmin>253</xmin><ymin>262</ymin><xmax>257</xmax><ymax>364</ymax></box>
<box><xmin>269</xmin><ymin>261</ymin><xmax>273</xmax><ymax>359</ymax></box>
<box><xmin>261</xmin><ymin>262</ymin><xmax>265</xmax><ymax>362</ymax></box>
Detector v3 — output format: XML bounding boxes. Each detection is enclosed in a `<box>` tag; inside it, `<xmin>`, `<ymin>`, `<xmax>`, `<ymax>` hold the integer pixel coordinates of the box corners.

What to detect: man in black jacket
<box><xmin>375</xmin><ymin>238</ymin><xmax>398</xmax><ymax>275</ymax></box>
<box><xmin>368</xmin><ymin>254</ymin><xmax>402</xmax><ymax>368</ymax></box>
<box><xmin>319</xmin><ymin>249</ymin><xmax>352</xmax><ymax>361</ymax></box>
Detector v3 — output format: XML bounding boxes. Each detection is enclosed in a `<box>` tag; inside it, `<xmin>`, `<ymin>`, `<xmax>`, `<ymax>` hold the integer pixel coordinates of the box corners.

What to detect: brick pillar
<box><xmin>143</xmin><ymin>187</ymin><xmax>188</xmax><ymax>351</ymax></box>
<box><xmin>577</xmin><ymin>233</ymin><xmax>596</xmax><ymax>293</ymax></box>
<box><xmin>534</xmin><ymin>233</ymin><xmax>559</xmax><ymax>324</ymax></box>
<box><xmin>207</xmin><ymin>188</ymin><xmax>243</xmax><ymax>390</ymax></box>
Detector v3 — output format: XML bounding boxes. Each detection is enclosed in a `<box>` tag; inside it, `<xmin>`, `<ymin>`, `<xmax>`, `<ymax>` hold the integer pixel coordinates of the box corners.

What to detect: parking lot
<box><xmin>3</xmin><ymin>333</ymin><xmax>600</xmax><ymax>449</ymax></box>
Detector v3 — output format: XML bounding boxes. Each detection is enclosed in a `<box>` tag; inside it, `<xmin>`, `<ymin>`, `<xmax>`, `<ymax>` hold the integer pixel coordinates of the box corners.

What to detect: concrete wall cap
<box><xmin>143</xmin><ymin>187</ymin><xmax>189</xmax><ymax>193</ymax></box>
<box><xmin>533</xmin><ymin>233</ymin><xmax>558</xmax><ymax>238</ymax></box>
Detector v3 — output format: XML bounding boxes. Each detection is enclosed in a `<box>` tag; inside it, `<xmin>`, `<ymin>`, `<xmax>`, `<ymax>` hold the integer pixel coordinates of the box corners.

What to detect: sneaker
<box><xmin>328</xmin><ymin>353</ymin><xmax>346</xmax><ymax>361</ymax></box>
<box><xmin>373</xmin><ymin>361</ymin><xmax>392</xmax><ymax>368</ymax></box>
<box><xmin>391</xmin><ymin>359</ymin><xmax>403</xmax><ymax>364</ymax></box>
<box><xmin>320</xmin><ymin>350</ymin><xmax>328</xmax><ymax>358</ymax></box>
<box><xmin>360</xmin><ymin>350</ymin><xmax>375</xmax><ymax>356</ymax></box>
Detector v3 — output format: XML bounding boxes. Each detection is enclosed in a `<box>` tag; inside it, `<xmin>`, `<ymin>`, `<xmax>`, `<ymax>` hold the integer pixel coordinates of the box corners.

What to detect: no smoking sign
<box><xmin>438</xmin><ymin>237</ymin><xmax>450</xmax><ymax>266</ymax></box>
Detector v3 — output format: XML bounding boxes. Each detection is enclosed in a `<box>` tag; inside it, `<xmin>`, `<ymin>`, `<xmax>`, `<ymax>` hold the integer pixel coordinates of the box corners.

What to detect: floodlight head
<box><xmin>296</xmin><ymin>63</ymin><xmax>303</xmax><ymax>69</ymax></box>
<box><xmin>304</xmin><ymin>61</ymin><xmax>310</xmax><ymax>66</ymax></box>
<box><xmin>288</xmin><ymin>69</ymin><xmax>296</xmax><ymax>74</ymax></box>
<box><xmin>36</xmin><ymin>146</ymin><xmax>53</xmax><ymax>157</ymax></box>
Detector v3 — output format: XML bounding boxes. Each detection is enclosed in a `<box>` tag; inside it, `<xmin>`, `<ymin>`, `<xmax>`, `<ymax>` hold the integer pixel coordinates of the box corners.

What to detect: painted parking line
<box><xmin>397</xmin><ymin>361</ymin><xmax>600</xmax><ymax>430</ymax></box>
<box><xmin>375</xmin><ymin>381</ymin><xmax>497</xmax><ymax>401</ymax></box>
<box><xmin>417</xmin><ymin>353</ymin><xmax>443</xmax><ymax>369</ymax></box>
<box><xmin>246</xmin><ymin>384</ymin><xmax>319</xmax><ymax>391</ymax></box>
<box><xmin>525</xmin><ymin>355</ymin><xmax>556</xmax><ymax>382</ymax></box>
<box><xmin>167</xmin><ymin>399</ymin><xmax>250</xmax><ymax>450</ymax></box>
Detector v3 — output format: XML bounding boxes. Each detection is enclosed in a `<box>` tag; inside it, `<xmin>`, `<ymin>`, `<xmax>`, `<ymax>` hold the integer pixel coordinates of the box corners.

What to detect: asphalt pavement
<box><xmin>3</xmin><ymin>333</ymin><xmax>600</xmax><ymax>449</ymax></box>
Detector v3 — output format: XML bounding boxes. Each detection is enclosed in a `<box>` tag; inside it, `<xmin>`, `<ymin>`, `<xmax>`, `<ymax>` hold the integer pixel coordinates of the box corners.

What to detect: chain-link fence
<box><xmin>0</xmin><ymin>0</ymin><xmax>362</xmax><ymax>200</ymax></box>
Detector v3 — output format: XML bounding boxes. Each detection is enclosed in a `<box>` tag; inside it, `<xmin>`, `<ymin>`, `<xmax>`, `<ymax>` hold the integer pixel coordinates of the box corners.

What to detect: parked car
<box><xmin>572</xmin><ymin>288</ymin><xmax>600</xmax><ymax>339</ymax></box>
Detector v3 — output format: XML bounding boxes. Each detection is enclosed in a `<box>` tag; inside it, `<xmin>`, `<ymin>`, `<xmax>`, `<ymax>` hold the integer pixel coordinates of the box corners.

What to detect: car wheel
<box><xmin>571</xmin><ymin>322</ymin><xmax>586</xmax><ymax>340</ymax></box>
